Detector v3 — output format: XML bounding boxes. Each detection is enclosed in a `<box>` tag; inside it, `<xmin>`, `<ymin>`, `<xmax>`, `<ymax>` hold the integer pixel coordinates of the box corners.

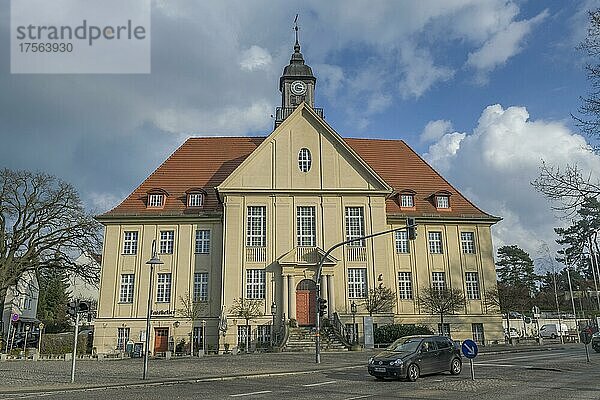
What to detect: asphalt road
<box><xmin>1</xmin><ymin>348</ymin><xmax>598</xmax><ymax>400</ymax></box>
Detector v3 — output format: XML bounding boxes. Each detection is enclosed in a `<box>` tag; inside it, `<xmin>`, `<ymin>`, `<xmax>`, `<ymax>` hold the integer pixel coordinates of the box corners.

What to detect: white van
<box><xmin>539</xmin><ymin>323</ymin><xmax>568</xmax><ymax>339</ymax></box>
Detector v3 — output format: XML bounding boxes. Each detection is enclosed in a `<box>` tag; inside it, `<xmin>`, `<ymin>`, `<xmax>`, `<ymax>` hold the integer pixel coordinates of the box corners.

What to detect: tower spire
<box><xmin>294</xmin><ymin>14</ymin><xmax>300</xmax><ymax>52</ymax></box>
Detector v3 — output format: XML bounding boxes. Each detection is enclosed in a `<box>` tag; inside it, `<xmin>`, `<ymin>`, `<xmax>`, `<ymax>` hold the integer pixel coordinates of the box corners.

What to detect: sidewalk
<box><xmin>0</xmin><ymin>343</ymin><xmax>579</xmax><ymax>395</ymax></box>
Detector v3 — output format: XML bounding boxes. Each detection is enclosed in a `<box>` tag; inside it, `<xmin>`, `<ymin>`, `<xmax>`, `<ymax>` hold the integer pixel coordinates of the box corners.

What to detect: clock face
<box><xmin>290</xmin><ymin>80</ymin><xmax>307</xmax><ymax>95</ymax></box>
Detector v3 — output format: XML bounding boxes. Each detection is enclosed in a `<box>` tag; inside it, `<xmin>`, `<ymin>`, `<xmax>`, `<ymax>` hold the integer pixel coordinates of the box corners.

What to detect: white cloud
<box><xmin>398</xmin><ymin>43</ymin><xmax>454</xmax><ymax>98</ymax></box>
<box><xmin>239</xmin><ymin>46</ymin><xmax>273</xmax><ymax>71</ymax></box>
<box><xmin>467</xmin><ymin>10</ymin><xmax>548</xmax><ymax>83</ymax></box>
<box><xmin>420</xmin><ymin>119</ymin><xmax>454</xmax><ymax>143</ymax></box>
<box><xmin>423</xmin><ymin>104</ymin><xmax>600</xmax><ymax>259</ymax></box>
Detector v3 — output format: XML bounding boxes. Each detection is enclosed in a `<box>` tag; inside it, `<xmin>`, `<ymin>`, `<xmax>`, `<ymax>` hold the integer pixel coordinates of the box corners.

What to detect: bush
<box><xmin>374</xmin><ymin>324</ymin><xmax>434</xmax><ymax>344</ymax></box>
<box><xmin>40</xmin><ymin>333</ymin><xmax>87</xmax><ymax>355</ymax></box>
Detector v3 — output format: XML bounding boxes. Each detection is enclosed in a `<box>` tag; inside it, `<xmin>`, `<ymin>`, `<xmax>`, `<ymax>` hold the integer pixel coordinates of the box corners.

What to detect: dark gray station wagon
<box><xmin>368</xmin><ymin>335</ymin><xmax>462</xmax><ymax>381</ymax></box>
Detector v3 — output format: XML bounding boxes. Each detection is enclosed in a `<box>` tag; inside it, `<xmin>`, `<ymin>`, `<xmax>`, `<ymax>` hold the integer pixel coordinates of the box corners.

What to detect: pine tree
<box><xmin>495</xmin><ymin>245</ymin><xmax>538</xmax><ymax>295</ymax></box>
<box><xmin>37</xmin><ymin>269</ymin><xmax>72</xmax><ymax>333</ymax></box>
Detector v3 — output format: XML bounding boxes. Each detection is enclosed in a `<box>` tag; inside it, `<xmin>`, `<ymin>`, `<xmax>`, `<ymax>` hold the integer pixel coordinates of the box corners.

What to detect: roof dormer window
<box><xmin>148</xmin><ymin>193</ymin><xmax>164</xmax><ymax>208</ymax></box>
<box><xmin>399</xmin><ymin>190</ymin><xmax>416</xmax><ymax>209</ymax></box>
<box><xmin>188</xmin><ymin>192</ymin><xmax>203</xmax><ymax>208</ymax></box>
<box><xmin>435</xmin><ymin>194</ymin><xmax>450</xmax><ymax>209</ymax></box>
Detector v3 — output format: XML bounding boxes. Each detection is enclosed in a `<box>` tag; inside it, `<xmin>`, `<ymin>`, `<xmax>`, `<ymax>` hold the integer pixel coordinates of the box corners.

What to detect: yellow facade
<box><xmin>94</xmin><ymin>105</ymin><xmax>502</xmax><ymax>355</ymax></box>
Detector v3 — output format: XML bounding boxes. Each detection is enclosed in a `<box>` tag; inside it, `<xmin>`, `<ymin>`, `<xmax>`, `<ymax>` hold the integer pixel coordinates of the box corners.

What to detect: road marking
<box><xmin>344</xmin><ymin>395</ymin><xmax>372</xmax><ymax>400</ymax></box>
<box><xmin>303</xmin><ymin>380</ymin><xmax>337</xmax><ymax>387</ymax></box>
<box><xmin>475</xmin><ymin>363</ymin><xmax>534</xmax><ymax>368</ymax></box>
<box><xmin>230</xmin><ymin>390</ymin><xmax>272</xmax><ymax>397</ymax></box>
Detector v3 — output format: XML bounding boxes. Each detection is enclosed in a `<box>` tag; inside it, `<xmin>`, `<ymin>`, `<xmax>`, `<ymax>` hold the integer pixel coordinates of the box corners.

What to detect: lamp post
<box><xmin>350</xmin><ymin>301</ymin><xmax>357</xmax><ymax>345</ymax></box>
<box><xmin>143</xmin><ymin>240</ymin><xmax>163</xmax><ymax>380</ymax></box>
<box><xmin>270</xmin><ymin>302</ymin><xmax>277</xmax><ymax>347</ymax></box>
<box><xmin>201</xmin><ymin>320</ymin><xmax>206</xmax><ymax>355</ymax></box>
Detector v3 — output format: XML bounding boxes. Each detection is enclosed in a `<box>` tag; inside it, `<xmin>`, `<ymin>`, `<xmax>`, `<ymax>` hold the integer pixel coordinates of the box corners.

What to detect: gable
<box><xmin>218</xmin><ymin>104</ymin><xmax>391</xmax><ymax>194</ymax></box>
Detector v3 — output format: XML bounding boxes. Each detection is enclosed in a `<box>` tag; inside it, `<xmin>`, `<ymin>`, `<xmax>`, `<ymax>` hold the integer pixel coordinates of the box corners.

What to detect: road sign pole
<box><xmin>470</xmin><ymin>359</ymin><xmax>475</xmax><ymax>381</ymax></box>
<box><xmin>71</xmin><ymin>310</ymin><xmax>80</xmax><ymax>383</ymax></box>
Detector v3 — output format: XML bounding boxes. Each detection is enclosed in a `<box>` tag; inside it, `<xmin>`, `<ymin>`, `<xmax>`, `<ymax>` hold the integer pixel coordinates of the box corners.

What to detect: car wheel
<box><xmin>594</xmin><ymin>347</ymin><xmax>600</xmax><ymax>353</ymax></box>
<box><xmin>450</xmin><ymin>358</ymin><xmax>462</xmax><ymax>375</ymax></box>
<box><xmin>407</xmin><ymin>364</ymin><xmax>420</xmax><ymax>382</ymax></box>
<box><xmin>551</xmin><ymin>334</ymin><xmax>556</xmax><ymax>339</ymax></box>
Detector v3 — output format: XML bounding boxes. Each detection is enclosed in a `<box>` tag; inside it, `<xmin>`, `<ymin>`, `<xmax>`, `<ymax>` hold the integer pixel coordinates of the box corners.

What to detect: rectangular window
<box><xmin>436</xmin><ymin>195</ymin><xmax>449</xmax><ymax>209</ymax></box>
<box><xmin>237</xmin><ymin>325</ymin><xmax>249</xmax><ymax>348</ymax></box>
<box><xmin>394</xmin><ymin>230</ymin><xmax>409</xmax><ymax>253</ymax></box>
<box><xmin>123</xmin><ymin>231</ymin><xmax>138</xmax><ymax>255</ymax></box>
<box><xmin>117</xmin><ymin>327</ymin><xmax>130</xmax><ymax>350</ymax></box>
<box><xmin>348</xmin><ymin>268</ymin><xmax>367</xmax><ymax>298</ymax></box>
<box><xmin>438</xmin><ymin>323</ymin><xmax>450</xmax><ymax>337</ymax></box>
<box><xmin>159</xmin><ymin>230</ymin><xmax>175</xmax><ymax>254</ymax></box>
<box><xmin>461</xmin><ymin>232</ymin><xmax>476</xmax><ymax>254</ymax></box>
<box><xmin>148</xmin><ymin>194</ymin><xmax>164</xmax><ymax>208</ymax></box>
<box><xmin>246</xmin><ymin>206</ymin><xmax>266</xmax><ymax>247</ymax></box>
<box><xmin>472</xmin><ymin>323</ymin><xmax>485</xmax><ymax>344</ymax></box>
<box><xmin>345</xmin><ymin>207</ymin><xmax>365</xmax><ymax>247</ymax></box>
<box><xmin>119</xmin><ymin>274</ymin><xmax>135</xmax><ymax>303</ymax></box>
<box><xmin>188</xmin><ymin>193</ymin><xmax>203</xmax><ymax>207</ymax></box>
<box><xmin>400</xmin><ymin>194</ymin><xmax>414</xmax><ymax>208</ymax></box>
<box><xmin>193</xmin><ymin>272</ymin><xmax>209</xmax><ymax>302</ymax></box>
<box><xmin>297</xmin><ymin>206</ymin><xmax>316</xmax><ymax>247</ymax></box>
<box><xmin>428</xmin><ymin>231</ymin><xmax>443</xmax><ymax>253</ymax></box>
<box><xmin>398</xmin><ymin>272</ymin><xmax>413</xmax><ymax>300</ymax></box>
<box><xmin>195</xmin><ymin>230</ymin><xmax>211</xmax><ymax>254</ymax></box>
<box><xmin>193</xmin><ymin>326</ymin><xmax>204</xmax><ymax>351</ymax></box>
<box><xmin>246</xmin><ymin>269</ymin><xmax>266</xmax><ymax>299</ymax></box>
<box><xmin>465</xmin><ymin>272</ymin><xmax>481</xmax><ymax>300</ymax></box>
<box><xmin>156</xmin><ymin>273</ymin><xmax>172</xmax><ymax>303</ymax></box>
<box><xmin>256</xmin><ymin>325</ymin><xmax>271</xmax><ymax>344</ymax></box>
<box><xmin>432</xmin><ymin>272</ymin><xmax>446</xmax><ymax>291</ymax></box>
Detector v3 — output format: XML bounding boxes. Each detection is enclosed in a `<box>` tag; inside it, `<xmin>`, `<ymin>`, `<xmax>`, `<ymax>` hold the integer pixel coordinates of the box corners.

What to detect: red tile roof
<box><xmin>99</xmin><ymin>136</ymin><xmax>497</xmax><ymax>221</ymax></box>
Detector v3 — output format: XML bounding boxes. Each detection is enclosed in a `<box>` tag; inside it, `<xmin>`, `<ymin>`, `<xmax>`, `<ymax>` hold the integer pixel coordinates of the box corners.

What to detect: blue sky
<box><xmin>1</xmin><ymin>0</ymin><xmax>600</xmax><ymax>266</ymax></box>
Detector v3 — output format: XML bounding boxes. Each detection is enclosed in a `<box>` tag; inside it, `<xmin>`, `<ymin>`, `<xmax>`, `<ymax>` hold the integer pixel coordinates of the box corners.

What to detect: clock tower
<box><xmin>275</xmin><ymin>34</ymin><xmax>321</xmax><ymax>128</ymax></box>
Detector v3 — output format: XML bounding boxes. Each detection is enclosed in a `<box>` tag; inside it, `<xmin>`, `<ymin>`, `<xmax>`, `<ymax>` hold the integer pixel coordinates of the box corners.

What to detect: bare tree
<box><xmin>229</xmin><ymin>298</ymin><xmax>263</xmax><ymax>352</ymax></box>
<box><xmin>177</xmin><ymin>292</ymin><xmax>207</xmax><ymax>356</ymax></box>
<box><xmin>418</xmin><ymin>287</ymin><xmax>466</xmax><ymax>334</ymax></box>
<box><xmin>0</xmin><ymin>169</ymin><xmax>101</xmax><ymax>328</ymax></box>
<box><xmin>484</xmin><ymin>283</ymin><xmax>531</xmax><ymax>344</ymax></box>
<box><xmin>363</xmin><ymin>286</ymin><xmax>395</xmax><ymax>316</ymax></box>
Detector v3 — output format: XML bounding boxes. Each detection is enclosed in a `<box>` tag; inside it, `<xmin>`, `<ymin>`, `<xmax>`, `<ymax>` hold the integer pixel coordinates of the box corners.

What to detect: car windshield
<box><xmin>386</xmin><ymin>338</ymin><xmax>422</xmax><ymax>352</ymax></box>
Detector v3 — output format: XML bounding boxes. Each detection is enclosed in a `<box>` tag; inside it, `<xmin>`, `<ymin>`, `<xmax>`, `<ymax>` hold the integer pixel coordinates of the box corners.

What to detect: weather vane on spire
<box><xmin>294</xmin><ymin>14</ymin><xmax>299</xmax><ymax>45</ymax></box>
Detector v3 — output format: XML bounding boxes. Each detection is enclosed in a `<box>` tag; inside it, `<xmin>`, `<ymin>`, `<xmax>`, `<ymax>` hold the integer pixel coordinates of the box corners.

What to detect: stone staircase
<box><xmin>283</xmin><ymin>326</ymin><xmax>348</xmax><ymax>352</ymax></box>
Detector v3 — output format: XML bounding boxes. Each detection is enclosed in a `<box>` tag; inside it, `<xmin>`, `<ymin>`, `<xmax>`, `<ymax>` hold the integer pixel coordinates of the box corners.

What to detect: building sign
<box><xmin>151</xmin><ymin>310</ymin><xmax>175</xmax><ymax>317</ymax></box>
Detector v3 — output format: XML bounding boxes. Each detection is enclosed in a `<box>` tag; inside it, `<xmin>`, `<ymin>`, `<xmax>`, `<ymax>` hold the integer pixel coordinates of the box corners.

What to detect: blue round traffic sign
<box><xmin>461</xmin><ymin>339</ymin><xmax>479</xmax><ymax>359</ymax></box>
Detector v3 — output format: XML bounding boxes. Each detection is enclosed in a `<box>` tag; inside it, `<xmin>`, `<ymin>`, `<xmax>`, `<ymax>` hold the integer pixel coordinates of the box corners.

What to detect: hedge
<box><xmin>374</xmin><ymin>324</ymin><xmax>434</xmax><ymax>344</ymax></box>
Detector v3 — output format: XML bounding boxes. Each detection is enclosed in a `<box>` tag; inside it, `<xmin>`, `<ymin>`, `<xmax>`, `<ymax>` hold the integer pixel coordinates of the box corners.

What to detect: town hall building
<box><xmin>93</xmin><ymin>37</ymin><xmax>503</xmax><ymax>355</ymax></box>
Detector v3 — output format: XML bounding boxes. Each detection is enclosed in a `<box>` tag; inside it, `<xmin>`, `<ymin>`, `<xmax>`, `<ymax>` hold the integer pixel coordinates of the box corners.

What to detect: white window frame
<box><xmin>348</xmin><ymin>268</ymin><xmax>367</xmax><ymax>298</ymax></box>
<box><xmin>117</xmin><ymin>327</ymin><xmax>130</xmax><ymax>350</ymax></box>
<box><xmin>398</xmin><ymin>272</ymin><xmax>413</xmax><ymax>300</ymax></box>
<box><xmin>246</xmin><ymin>206</ymin><xmax>266</xmax><ymax>247</ymax></box>
<box><xmin>188</xmin><ymin>193</ymin><xmax>203</xmax><ymax>207</ymax></box>
<box><xmin>246</xmin><ymin>269</ymin><xmax>266</xmax><ymax>299</ymax></box>
<box><xmin>148</xmin><ymin>193</ymin><xmax>164</xmax><ymax>208</ymax></box>
<box><xmin>345</xmin><ymin>207</ymin><xmax>365</xmax><ymax>247</ymax></box>
<box><xmin>193</xmin><ymin>272</ymin><xmax>209</xmax><ymax>302</ymax></box>
<box><xmin>237</xmin><ymin>325</ymin><xmax>249</xmax><ymax>347</ymax></box>
<box><xmin>159</xmin><ymin>230</ymin><xmax>175</xmax><ymax>254</ymax></box>
<box><xmin>436</xmin><ymin>195</ymin><xmax>449</xmax><ymax>209</ymax></box>
<box><xmin>461</xmin><ymin>232</ymin><xmax>476</xmax><ymax>254</ymax></box>
<box><xmin>297</xmin><ymin>206</ymin><xmax>316</xmax><ymax>247</ymax></box>
<box><xmin>195</xmin><ymin>229</ymin><xmax>211</xmax><ymax>254</ymax></box>
<box><xmin>298</xmin><ymin>148</ymin><xmax>312</xmax><ymax>172</ymax></box>
<box><xmin>394</xmin><ymin>230</ymin><xmax>409</xmax><ymax>253</ymax></box>
<box><xmin>432</xmin><ymin>272</ymin><xmax>446</xmax><ymax>292</ymax></box>
<box><xmin>156</xmin><ymin>273</ymin><xmax>172</xmax><ymax>303</ymax></box>
<box><xmin>400</xmin><ymin>194</ymin><xmax>414</xmax><ymax>208</ymax></box>
<box><xmin>465</xmin><ymin>272</ymin><xmax>481</xmax><ymax>300</ymax></box>
<box><xmin>119</xmin><ymin>274</ymin><xmax>135</xmax><ymax>303</ymax></box>
<box><xmin>123</xmin><ymin>231</ymin><xmax>138</xmax><ymax>255</ymax></box>
<box><xmin>472</xmin><ymin>323</ymin><xmax>485</xmax><ymax>344</ymax></box>
<box><xmin>428</xmin><ymin>231</ymin><xmax>443</xmax><ymax>254</ymax></box>
<box><xmin>256</xmin><ymin>325</ymin><xmax>271</xmax><ymax>344</ymax></box>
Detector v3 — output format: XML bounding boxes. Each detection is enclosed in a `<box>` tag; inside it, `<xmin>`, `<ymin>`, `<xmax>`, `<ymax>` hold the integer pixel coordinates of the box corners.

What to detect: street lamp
<box><xmin>143</xmin><ymin>240</ymin><xmax>163</xmax><ymax>380</ymax></box>
<box><xmin>270</xmin><ymin>302</ymin><xmax>277</xmax><ymax>347</ymax></box>
<box><xmin>201</xmin><ymin>320</ymin><xmax>206</xmax><ymax>355</ymax></box>
<box><xmin>350</xmin><ymin>301</ymin><xmax>357</xmax><ymax>345</ymax></box>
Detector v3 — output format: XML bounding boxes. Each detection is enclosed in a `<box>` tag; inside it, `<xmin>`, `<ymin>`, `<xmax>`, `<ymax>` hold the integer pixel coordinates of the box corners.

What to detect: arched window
<box><xmin>298</xmin><ymin>148</ymin><xmax>311</xmax><ymax>172</ymax></box>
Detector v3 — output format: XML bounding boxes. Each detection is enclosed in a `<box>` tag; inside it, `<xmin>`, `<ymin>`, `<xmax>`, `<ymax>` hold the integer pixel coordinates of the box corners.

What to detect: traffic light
<box><xmin>67</xmin><ymin>301</ymin><xmax>78</xmax><ymax>318</ymax></box>
<box><xmin>78</xmin><ymin>301</ymin><xmax>89</xmax><ymax>313</ymax></box>
<box><xmin>406</xmin><ymin>217</ymin><xmax>417</xmax><ymax>240</ymax></box>
<box><xmin>318</xmin><ymin>297</ymin><xmax>328</xmax><ymax>317</ymax></box>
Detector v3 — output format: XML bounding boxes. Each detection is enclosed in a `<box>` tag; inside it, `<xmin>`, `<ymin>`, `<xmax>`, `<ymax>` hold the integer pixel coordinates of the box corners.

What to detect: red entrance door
<box><xmin>154</xmin><ymin>328</ymin><xmax>169</xmax><ymax>354</ymax></box>
<box><xmin>296</xmin><ymin>279</ymin><xmax>316</xmax><ymax>326</ymax></box>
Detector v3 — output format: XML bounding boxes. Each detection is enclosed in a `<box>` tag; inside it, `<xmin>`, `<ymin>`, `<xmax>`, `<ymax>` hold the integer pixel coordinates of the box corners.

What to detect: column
<box><xmin>283</xmin><ymin>275</ymin><xmax>289</xmax><ymax>321</ymax></box>
<box><xmin>321</xmin><ymin>275</ymin><xmax>329</xmax><ymax>318</ymax></box>
<box><xmin>289</xmin><ymin>276</ymin><xmax>296</xmax><ymax>321</ymax></box>
<box><xmin>327</xmin><ymin>275</ymin><xmax>335</xmax><ymax>315</ymax></box>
